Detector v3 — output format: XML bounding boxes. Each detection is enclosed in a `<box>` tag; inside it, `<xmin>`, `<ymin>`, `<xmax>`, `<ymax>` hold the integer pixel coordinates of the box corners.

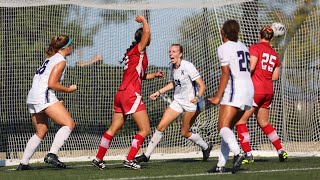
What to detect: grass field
<box><xmin>1</xmin><ymin>156</ymin><xmax>320</xmax><ymax>180</ymax></box>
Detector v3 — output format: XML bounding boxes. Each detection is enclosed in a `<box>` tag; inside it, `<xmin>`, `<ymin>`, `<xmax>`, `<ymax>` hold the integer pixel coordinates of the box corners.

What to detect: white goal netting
<box><xmin>0</xmin><ymin>0</ymin><xmax>319</xmax><ymax>166</ymax></box>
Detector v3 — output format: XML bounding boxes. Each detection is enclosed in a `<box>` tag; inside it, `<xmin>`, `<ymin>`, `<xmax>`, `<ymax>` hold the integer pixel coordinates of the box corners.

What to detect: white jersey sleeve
<box><xmin>186</xmin><ymin>61</ymin><xmax>201</xmax><ymax>81</ymax></box>
<box><xmin>217</xmin><ymin>45</ymin><xmax>230</xmax><ymax>66</ymax></box>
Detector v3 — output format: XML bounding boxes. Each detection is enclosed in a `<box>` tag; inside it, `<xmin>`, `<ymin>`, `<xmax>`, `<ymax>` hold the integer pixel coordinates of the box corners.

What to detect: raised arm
<box><xmin>135</xmin><ymin>15</ymin><xmax>151</xmax><ymax>53</ymax></box>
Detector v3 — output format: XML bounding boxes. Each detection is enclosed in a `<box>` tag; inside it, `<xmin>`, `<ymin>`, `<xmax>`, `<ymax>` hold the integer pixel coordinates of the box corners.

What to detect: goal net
<box><xmin>0</xmin><ymin>0</ymin><xmax>319</xmax><ymax>166</ymax></box>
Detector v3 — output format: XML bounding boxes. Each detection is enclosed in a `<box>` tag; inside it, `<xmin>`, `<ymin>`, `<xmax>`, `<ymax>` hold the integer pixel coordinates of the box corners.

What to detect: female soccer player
<box><xmin>17</xmin><ymin>35</ymin><xmax>77</xmax><ymax>170</ymax></box>
<box><xmin>134</xmin><ymin>44</ymin><xmax>213</xmax><ymax>164</ymax></box>
<box><xmin>92</xmin><ymin>15</ymin><xmax>163</xmax><ymax>170</ymax></box>
<box><xmin>207</xmin><ymin>20</ymin><xmax>254</xmax><ymax>174</ymax></box>
<box><xmin>235</xmin><ymin>27</ymin><xmax>287</xmax><ymax>164</ymax></box>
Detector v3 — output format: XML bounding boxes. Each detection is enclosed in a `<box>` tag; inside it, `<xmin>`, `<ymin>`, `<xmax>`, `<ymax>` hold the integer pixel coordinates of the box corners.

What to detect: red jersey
<box><xmin>118</xmin><ymin>45</ymin><xmax>148</xmax><ymax>94</ymax></box>
<box><xmin>250</xmin><ymin>42</ymin><xmax>280</xmax><ymax>94</ymax></box>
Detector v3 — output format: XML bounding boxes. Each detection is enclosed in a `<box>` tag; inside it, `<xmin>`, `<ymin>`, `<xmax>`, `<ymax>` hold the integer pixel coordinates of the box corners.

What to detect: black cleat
<box><xmin>202</xmin><ymin>143</ymin><xmax>213</xmax><ymax>162</ymax></box>
<box><xmin>278</xmin><ymin>150</ymin><xmax>288</xmax><ymax>162</ymax></box>
<box><xmin>123</xmin><ymin>160</ymin><xmax>141</xmax><ymax>169</ymax></box>
<box><xmin>44</xmin><ymin>153</ymin><xmax>66</xmax><ymax>168</ymax></box>
<box><xmin>16</xmin><ymin>163</ymin><xmax>32</xmax><ymax>170</ymax></box>
<box><xmin>92</xmin><ymin>158</ymin><xmax>106</xmax><ymax>170</ymax></box>
<box><xmin>207</xmin><ymin>166</ymin><xmax>226</xmax><ymax>173</ymax></box>
<box><xmin>134</xmin><ymin>154</ymin><xmax>150</xmax><ymax>163</ymax></box>
<box><xmin>242</xmin><ymin>152</ymin><xmax>254</xmax><ymax>164</ymax></box>
<box><xmin>231</xmin><ymin>153</ymin><xmax>245</xmax><ymax>174</ymax></box>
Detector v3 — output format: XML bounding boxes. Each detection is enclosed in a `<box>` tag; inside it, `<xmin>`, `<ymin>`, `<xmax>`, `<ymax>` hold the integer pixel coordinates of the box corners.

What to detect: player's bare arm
<box><xmin>145</xmin><ymin>70</ymin><xmax>164</xmax><ymax>80</ymax></box>
<box><xmin>190</xmin><ymin>77</ymin><xmax>205</xmax><ymax>104</ymax></box>
<box><xmin>48</xmin><ymin>61</ymin><xmax>77</xmax><ymax>93</ymax></box>
<box><xmin>272</xmin><ymin>66</ymin><xmax>280</xmax><ymax>80</ymax></box>
<box><xmin>136</xmin><ymin>15</ymin><xmax>150</xmax><ymax>53</ymax></box>
<box><xmin>250</xmin><ymin>55</ymin><xmax>258</xmax><ymax>75</ymax></box>
<box><xmin>150</xmin><ymin>82</ymin><xmax>174</xmax><ymax>100</ymax></box>
<box><xmin>208</xmin><ymin>65</ymin><xmax>230</xmax><ymax>105</ymax></box>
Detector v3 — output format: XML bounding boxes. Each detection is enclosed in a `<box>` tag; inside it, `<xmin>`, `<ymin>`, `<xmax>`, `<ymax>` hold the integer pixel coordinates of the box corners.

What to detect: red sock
<box><xmin>262</xmin><ymin>123</ymin><xmax>282</xmax><ymax>151</ymax></box>
<box><xmin>96</xmin><ymin>132</ymin><xmax>113</xmax><ymax>160</ymax></box>
<box><xmin>236</xmin><ymin>124</ymin><xmax>251</xmax><ymax>153</ymax></box>
<box><xmin>126</xmin><ymin>134</ymin><xmax>145</xmax><ymax>161</ymax></box>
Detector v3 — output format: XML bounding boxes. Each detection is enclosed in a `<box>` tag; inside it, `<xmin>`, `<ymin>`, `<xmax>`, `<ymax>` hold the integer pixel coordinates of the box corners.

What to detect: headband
<box><xmin>61</xmin><ymin>37</ymin><xmax>73</xmax><ymax>49</ymax></box>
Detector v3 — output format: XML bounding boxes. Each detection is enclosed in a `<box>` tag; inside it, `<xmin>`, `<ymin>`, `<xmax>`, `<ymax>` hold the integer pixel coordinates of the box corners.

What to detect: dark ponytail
<box><xmin>120</xmin><ymin>28</ymin><xmax>143</xmax><ymax>63</ymax></box>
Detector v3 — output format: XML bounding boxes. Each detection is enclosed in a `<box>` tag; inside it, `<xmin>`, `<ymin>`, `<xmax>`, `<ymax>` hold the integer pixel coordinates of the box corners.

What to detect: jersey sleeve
<box><xmin>249</xmin><ymin>44</ymin><xmax>259</xmax><ymax>58</ymax></box>
<box><xmin>186</xmin><ymin>62</ymin><xmax>201</xmax><ymax>81</ymax></box>
<box><xmin>217</xmin><ymin>45</ymin><xmax>229</xmax><ymax>66</ymax></box>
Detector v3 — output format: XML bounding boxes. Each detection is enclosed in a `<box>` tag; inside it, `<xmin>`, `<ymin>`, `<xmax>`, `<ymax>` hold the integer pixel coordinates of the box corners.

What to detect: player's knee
<box><xmin>139</xmin><ymin>127</ymin><xmax>151</xmax><ymax>137</ymax></box>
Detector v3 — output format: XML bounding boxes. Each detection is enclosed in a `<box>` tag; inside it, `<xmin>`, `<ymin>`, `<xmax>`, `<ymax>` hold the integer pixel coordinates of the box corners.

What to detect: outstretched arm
<box><xmin>150</xmin><ymin>82</ymin><xmax>174</xmax><ymax>100</ymax></box>
<box><xmin>145</xmin><ymin>70</ymin><xmax>164</xmax><ymax>80</ymax></box>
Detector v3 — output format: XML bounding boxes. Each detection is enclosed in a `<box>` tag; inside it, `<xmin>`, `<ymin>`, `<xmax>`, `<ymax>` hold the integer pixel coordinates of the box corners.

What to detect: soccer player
<box><xmin>91</xmin><ymin>15</ymin><xmax>163</xmax><ymax>170</ymax></box>
<box><xmin>207</xmin><ymin>20</ymin><xmax>254</xmax><ymax>173</ymax></box>
<box><xmin>235</xmin><ymin>27</ymin><xmax>288</xmax><ymax>164</ymax></box>
<box><xmin>134</xmin><ymin>44</ymin><xmax>213</xmax><ymax>164</ymax></box>
<box><xmin>17</xmin><ymin>35</ymin><xmax>77</xmax><ymax>170</ymax></box>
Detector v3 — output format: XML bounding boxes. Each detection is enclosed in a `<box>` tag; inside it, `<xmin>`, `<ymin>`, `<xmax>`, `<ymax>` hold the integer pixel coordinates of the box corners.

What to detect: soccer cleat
<box><xmin>134</xmin><ymin>154</ymin><xmax>150</xmax><ymax>163</ymax></box>
<box><xmin>242</xmin><ymin>153</ymin><xmax>254</xmax><ymax>164</ymax></box>
<box><xmin>202</xmin><ymin>142</ymin><xmax>213</xmax><ymax>162</ymax></box>
<box><xmin>44</xmin><ymin>153</ymin><xmax>66</xmax><ymax>168</ymax></box>
<box><xmin>207</xmin><ymin>166</ymin><xmax>226</xmax><ymax>173</ymax></box>
<box><xmin>278</xmin><ymin>150</ymin><xmax>288</xmax><ymax>162</ymax></box>
<box><xmin>92</xmin><ymin>158</ymin><xmax>106</xmax><ymax>170</ymax></box>
<box><xmin>16</xmin><ymin>163</ymin><xmax>32</xmax><ymax>170</ymax></box>
<box><xmin>231</xmin><ymin>153</ymin><xmax>245</xmax><ymax>174</ymax></box>
<box><xmin>123</xmin><ymin>160</ymin><xmax>141</xmax><ymax>169</ymax></box>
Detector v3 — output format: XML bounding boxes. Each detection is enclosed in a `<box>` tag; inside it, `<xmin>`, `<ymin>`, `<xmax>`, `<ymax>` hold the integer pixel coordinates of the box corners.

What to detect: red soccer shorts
<box><xmin>113</xmin><ymin>89</ymin><xmax>146</xmax><ymax>115</ymax></box>
<box><xmin>253</xmin><ymin>94</ymin><xmax>273</xmax><ymax>108</ymax></box>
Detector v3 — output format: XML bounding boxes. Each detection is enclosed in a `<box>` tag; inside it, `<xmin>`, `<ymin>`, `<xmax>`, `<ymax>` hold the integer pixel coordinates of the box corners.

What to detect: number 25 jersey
<box><xmin>250</xmin><ymin>42</ymin><xmax>280</xmax><ymax>95</ymax></box>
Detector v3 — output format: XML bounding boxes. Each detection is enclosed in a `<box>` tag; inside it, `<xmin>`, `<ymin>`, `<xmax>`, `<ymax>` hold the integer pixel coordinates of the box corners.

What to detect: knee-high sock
<box><xmin>217</xmin><ymin>138</ymin><xmax>230</xmax><ymax>167</ymax></box>
<box><xmin>49</xmin><ymin>126</ymin><xmax>72</xmax><ymax>155</ymax></box>
<box><xmin>145</xmin><ymin>130</ymin><xmax>163</xmax><ymax>158</ymax></box>
<box><xmin>262</xmin><ymin>123</ymin><xmax>282</xmax><ymax>151</ymax></box>
<box><xmin>96</xmin><ymin>132</ymin><xmax>113</xmax><ymax>160</ymax></box>
<box><xmin>236</xmin><ymin>124</ymin><xmax>251</xmax><ymax>153</ymax></box>
<box><xmin>188</xmin><ymin>133</ymin><xmax>208</xmax><ymax>150</ymax></box>
<box><xmin>219</xmin><ymin>127</ymin><xmax>240</xmax><ymax>156</ymax></box>
<box><xmin>21</xmin><ymin>134</ymin><xmax>42</xmax><ymax>165</ymax></box>
<box><xmin>126</xmin><ymin>134</ymin><xmax>145</xmax><ymax>161</ymax></box>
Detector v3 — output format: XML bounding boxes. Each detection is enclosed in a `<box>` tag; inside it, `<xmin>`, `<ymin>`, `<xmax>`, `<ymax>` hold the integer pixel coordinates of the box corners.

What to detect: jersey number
<box><xmin>261</xmin><ymin>53</ymin><xmax>276</xmax><ymax>72</ymax></box>
<box><xmin>237</xmin><ymin>51</ymin><xmax>250</xmax><ymax>72</ymax></box>
<box><xmin>36</xmin><ymin>60</ymin><xmax>50</xmax><ymax>75</ymax></box>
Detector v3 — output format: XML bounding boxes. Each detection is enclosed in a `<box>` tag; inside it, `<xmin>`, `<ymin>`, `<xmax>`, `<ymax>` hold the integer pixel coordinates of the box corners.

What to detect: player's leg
<box><xmin>93</xmin><ymin>112</ymin><xmax>125</xmax><ymax>170</ymax></box>
<box><xmin>43</xmin><ymin>101</ymin><xmax>75</xmax><ymax>168</ymax></box>
<box><xmin>123</xmin><ymin>110</ymin><xmax>151</xmax><ymax>169</ymax></box>
<box><xmin>235</xmin><ymin>107</ymin><xmax>256</xmax><ymax>164</ymax></box>
<box><xmin>181</xmin><ymin>111</ymin><xmax>212</xmax><ymax>161</ymax></box>
<box><xmin>218</xmin><ymin>105</ymin><xmax>244</xmax><ymax>173</ymax></box>
<box><xmin>137</xmin><ymin>102</ymin><xmax>181</xmax><ymax>163</ymax></box>
<box><xmin>208</xmin><ymin>138</ymin><xmax>229</xmax><ymax>173</ymax></box>
<box><xmin>256</xmin><ymin>107</ymin><xmax>287</xmax><ymax>162</ymax></box>
<box><xmin>17</xmin><ymin>113</ymin><xmax>49</xmax><ymax>170</ymax></box>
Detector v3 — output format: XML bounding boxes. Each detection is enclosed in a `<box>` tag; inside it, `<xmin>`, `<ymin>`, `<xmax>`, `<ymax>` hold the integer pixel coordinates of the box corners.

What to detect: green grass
<box><xmin>1</xmin><ymin>157</ymin><xmax>320</xmax><ymax>180</ymax></box>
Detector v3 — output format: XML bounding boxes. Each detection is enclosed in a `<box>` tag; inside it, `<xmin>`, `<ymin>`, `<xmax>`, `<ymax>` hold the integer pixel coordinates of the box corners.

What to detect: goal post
<box><xmin>0</xmin><ymin>0</ymin><xmax>319</xmax><ymax>166</ymax></box>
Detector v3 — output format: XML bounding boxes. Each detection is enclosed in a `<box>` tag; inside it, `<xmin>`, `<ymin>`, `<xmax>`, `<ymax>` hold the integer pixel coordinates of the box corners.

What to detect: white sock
<box><xmin>49</xmin><ymin>126</ymin><xmax>72</xmax><ymax>154</ymax></box>
<box><xmin>188</xmin><ymin>133</ymin><xmax>208</xmax><ymax>150</ymax></box>
<box><xmin>21</xmin><ymin>134</ymin><xmax>42</xmax><ymax>165</ymax></box>
<box><xmin>217</xmin><ymin>138</ymin><xmax>230</xmax><ymax>167</ymax></box>
<box><xmin>145</xmin><ymin>130</ymin><xmax>163</xmax><ymax>158</ymax></box>
<box><xmin>219</xmin><ymin>127</ymin><xmax>240</xmax><ymax>156</ymax></box>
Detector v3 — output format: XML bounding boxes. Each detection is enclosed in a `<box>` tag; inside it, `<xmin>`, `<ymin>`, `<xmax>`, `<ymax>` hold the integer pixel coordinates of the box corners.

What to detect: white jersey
<box><xmin>170</xmin><ymin>60</ymin><xmax>201</xmax><ymax>104</ymax></box>
<box><xmin>218</xmin><ymin>41</ymin><xmax>254</xmax><ymax>110</ymax></box>
<box><xmin>27</xmin><ymin>53</ymin><xmax>66</xmax><ymax>104</ymax></box>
